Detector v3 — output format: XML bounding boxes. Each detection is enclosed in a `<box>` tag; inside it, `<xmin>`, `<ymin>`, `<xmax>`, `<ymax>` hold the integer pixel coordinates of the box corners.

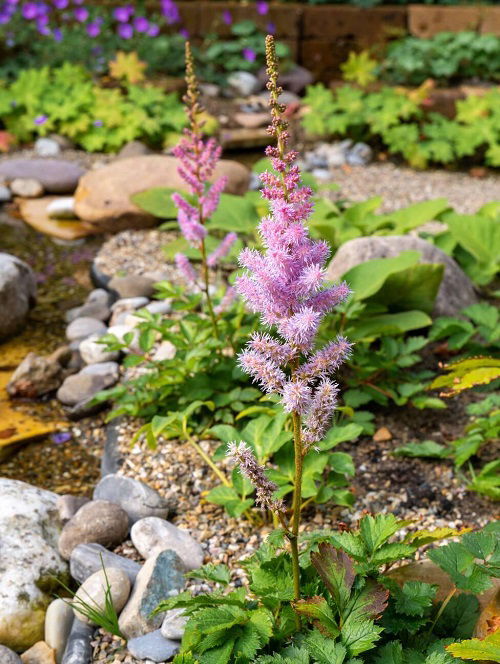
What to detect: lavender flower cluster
<box><xmin>0</xmin><ymin>0</ymin><xmax>180</xmax><ymax>40</ymax></box>
<box><xmin>235</xmin><ymin>37</ymin><xmax>353</xmax><ymax>450</ymax></box>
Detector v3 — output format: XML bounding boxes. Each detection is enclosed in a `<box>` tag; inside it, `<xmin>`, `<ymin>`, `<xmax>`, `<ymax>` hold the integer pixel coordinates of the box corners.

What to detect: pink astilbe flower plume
<box><xmin>230</xmin><ymin>35</ymin><xmax>353</xmax><ymax>468</ymax></box>
<box><xmin>171</xmin><ymin>42</ymin><xmax>239</xmax><ymax>334</ymax></box>
<box><xmin>227</xmin><ymin>442</ymin><xmax>285</xmax><ymax>512</ymax></box>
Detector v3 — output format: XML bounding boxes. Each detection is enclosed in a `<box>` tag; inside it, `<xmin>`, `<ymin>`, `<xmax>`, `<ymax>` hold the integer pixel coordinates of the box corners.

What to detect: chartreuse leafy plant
<box><xmin>302</xmin><ymin>83</ymin><xmax>500</xmax><ymax>168</ymax></box>
<box><xmin>0</xmin><ymin>63</ymin><xmax>186</xmax><ymax>151</ymax></box>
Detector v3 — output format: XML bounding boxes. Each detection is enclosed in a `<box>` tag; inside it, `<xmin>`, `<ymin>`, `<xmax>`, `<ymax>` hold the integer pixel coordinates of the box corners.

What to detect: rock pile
<box><xmin>0</xmin><ymin>474</ymin><xmax>202</xmax><ymax>663</ymax></box>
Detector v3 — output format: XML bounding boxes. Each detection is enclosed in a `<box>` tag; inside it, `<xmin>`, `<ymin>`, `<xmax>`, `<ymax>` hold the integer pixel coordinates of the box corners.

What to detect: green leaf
<box><xmin>310</xmin><ymin>543</ymin><xmax>355</xmax><ymax>614</ymax></box>
<box><xmin>347</xmin><ymin>310</ymin><xmax>432</xmax><ymax>341</ymax></box>
<box><xmin>187</xmin><ymin>564</ymin><xmax>231</xmax><ymax>586</ymax></box>
<box><xmin>318</xmin><ymin>423</ymin><xmax>364</xmax><ymax>451</ymax></box>
<box><xmin>341</xmin><ymin>616</ymin><xmax>383</xmax><ymax>656</ymax></box>
<box><xmin>304</xmin><ymin>630</ymin><xmax>347</xmax><ymax>664</ymax></box>
<box><xmin>428</xmin><ymin>542</ymin><xmax>493</xmax><ymax>594</ymax></box>
<box><xmin>192</xmin><ymin>607</ymin><xmax>246</xmax><ymax>634</ymax></box>
<box><xmin>372</xmin><ymin>641</ymin><xmax>404</xmax><ymax>664</ymax></box>
<box><xmin>207</xmin><ymin>193</ymin><xmax>259</xmax><ymax>234</ymax></box>
<box><xmin>392</xmin><ymin>581</ymin><xmax>437</xmax><ymax>617</ymax></box>
<box><xmin>131</xmin><ymin>187</ymin><xmax>178</xmax><ymax>218</ymax></box>
<box><xmin>370</xmin><ymin>263</ymin><xmax>444</xmax><ymax>315</ymax></box>
<box><xmin>393</xmin><ymin>440</ymin><xmax>451</xmax><ymax>459</ymax></box>
<box><xmin>205</xmin><ymin>485</ymin><xmax>253</xmax><ymax>517</ymax></box>
<box><xmin>360</xmin><ymin>514</ymin><xmax>403</xmax><ymax>555</ymax></box>
<box><xmin>434</xmin><ymin>593</ymin><xmax>479</xmax><ymax>640</ymax></box>
<box><xmin>342</xmin><ymin>251</ymin><xmax>421</xmax><ymax>301</ymax></box>
<box><xmin>293</xmin><ymin>596</ymin><xmax>339</xmax><ymax>638</ymax></box>
<box><xmin>446</xmin><ymin>630</ymin><xmax>500</xmax><ymax>661</ymax></box>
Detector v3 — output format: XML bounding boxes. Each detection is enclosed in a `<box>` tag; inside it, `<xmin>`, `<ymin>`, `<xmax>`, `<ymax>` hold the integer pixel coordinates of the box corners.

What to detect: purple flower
<box><xmin>243</xmin><ymin>47</ymin><xmax>257</xmax><ymax>63</ymax></box>
<box><xmin>214</xmin><ymin>287</ymin><xmax>237</xmax><ymax>315</ymax></box>
<box><xmin>117</xmin><ymin>22</ymin><xmax>133</xmax><ymax>38</ymax></box>
<box><xmin>161</xmin><ymin>0</ymin><xmax>179</xmax><ymax>24</ymax></box>
<box><xmin>222</xmin><ymin>9</ymin><xmax>232</xmax><ymax>25</ymax></box>
<box><xmin>73</xmin><ymin>6</ymin><xmax>87</xmax><ymax>21</ymax></box>
<box><xmin>227</xmin><ymin>442</ymin><xmax>285</xmax><ymax>512</ymax></box>
<box><xmin>266</xmin><ymin>21</ymin><xmax>276</xmax><ymax>34</ymax></box>
<box><xmin>53</xmin><ymin>0</ymin><xmax>68</xmax><ymax>8</ymax></box>
<box><xmin>21</xmin><ymin>2</ymin><xmax>37</xmax><ymax>19</ymax></box>
<box><xmin>133</xmin><ymin>15</ymin><xmax>148</xmax><ymax>32</ymax></box>
<box><xmin>178</xmin><ymin>27</ymin><xmax>188</xmax><ymax>39</ymax></box>
<box><xmin>175</xmin><ymin>253</ymin><xmax>197</xmax><ymax>284</ymax></box>
<box><xmin>113</xmin><ymin>5</ymin><xmax>132</xmax><ymax>22</ymax></box>
<box><xmin>51</xmin><ymin>431</ymin><xmax>72</xmax><ymax>445</ymax></box>
<box><xmin>0</xmin><ymin>12</ymin><xmax>10</xmax><ymax>23</ymax></box>
<box><xmin>256</xmin><ymin>0</ymin><xmax>268</xmax><ymax>15</ymax></box>
<box><xmin>36</xmin><ymin>12</ymin><xmax>48</xmax><ymax>25</ymax></box>
<box><xmin>147</xmin><ymin>22</ymin><xmax>159</xmax><ymax>36</ymax></box>
<box><xmin>53</xmin><ymin>27</ymin><xmax>62</xmax><ymax>40</ymax></box>
<box><xmin>207</xmin><ymin>231</ymin><xmax>236</xmax><ymax>267</ymax></box>
<box><xmin>93</xmin><ymin>119</ymin><xmax>103</xmax><ymax>127</ymax></box>
<box><xmin>235</xmin><ymin>36</ymin><xmax>352</xmax><ymax>449</ymax></box>
<box><xmin>34</xmin><ymin>114</ymin><xmax>48</xmax><ymax>125</ymax></box>
<box><xmin>86</xmin><ymin>21</ymin><xmax>100</xmax><ymax>37</ymax></box>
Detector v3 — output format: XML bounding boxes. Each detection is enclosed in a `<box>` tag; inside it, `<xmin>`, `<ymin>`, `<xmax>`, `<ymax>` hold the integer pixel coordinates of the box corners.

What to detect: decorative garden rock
<box><xmin>7</xmin><ymin>346</ymin><xmax>72</xmax><ymax>398</ymax></box>
<box><xmin>326</xmin><ymin>235</ymin><xmax>478</xmax><ymax>317</ymax></box>
<box><xmin>58</xmin><ymin>500</ymin><xmax>129</xmax><ymax>560</ymax></box>
<box><xmin>127</xmin><ymin>630</ymin><xmax>180</xmax><ymax>663</ymax></box>
<box><xmin>72</xmin><ymin>568</ymin><xmax>130</xmax><ymax>625</ymax></box>
<box><xmin>45</xmin><ymin>598</ymin><xmax>74</xmax><ymax>664</ymax></box>
<box><xmin>56</xmin><ymin>495</ymin><xmax>90</xmax><ymax>524</ymax></box>
<box><xmin>131</xmin><ymin>516</ymin><xmax>204</xmax><ymax>570</ymax></box>
<box><xmin>79</xmin><ymin>334</ymin><xmax>119</xmax><ymax>365</ymax></box>
<box><xmin>118</xmin><ymin>550</ymin><xmax>185</xmax><ymax>639</ymax></box>
<box><xmin>10</xmin><ymin>177</ymin><xmax>44</xmax><ymax>198</ymax></box>
<box><xmin>108</xmin><ymin>274</ymin><xmax>156</xmax><ymax>299</ymax></box>
<box><xmin>0</xmin><ymin>158</ymin><xmax>85</xmax><ymax>194</ymax></box>
<box><xmin>64</xmin><ymin>301</ymin><xmax>111</xmax><ymax>323</ymax></box>
<box><xmin>0</xmin><ymin>645</ymin><xmax>22</xmax><ymax>664</ymax></box>
<box><xmin>35</xmin><ymin>137</ymin><xmax>62</xmax><ymax>158</ymax></box>
<box><xmin>0</xmin><ymin>252</ymin><xmax>36</xmax><ymax>341</ymax></box>
<box><xmin>161</xmin><ymin>608</ymin><xmax>188</xmax><ymax>641</ymax></box>
<box><xmin>70</xmin><ymin>542</ymin><xmax>141</xmax><ymax>585</ymax></box>
<box><xmin>227</xmin><ymin>71</ymin><xmax>260</xmax><ymax>97</ymax></box>
<box><xmin>101</xmin><ymin>419</ymin><xmax>125</xmax><ymax>476</ymax></box>
<box><xmin>65</xmin><ymin>316</ymin><xmax>107</xmax><ymax>342</ymax></box>
<box><xmin>19</xmin><ymin>641</ymin><xmax>56</xmax><ymax>664</ymax></box>
<box><xmin>61</xmin><ymin>619</ymin><xmax>93</xmax><ymax>664</ymax></box>
<box><xmin>73</xmin><ymin>155</ymin><xmax>249</xmax><ymax>231</ymax></box>
<box><xmin>56</xmin><ymin>369</ymin><xmax>117</xmax><ymax>406</ymax></box>
<box><xmin>0</xmin><ymin>479</ymin><xmax>68</xmax><ymax>652</ymax></box>
<box><xmin>93</xmin><ymin>474</ymin><xmax>171</xmax><ymax>525</ymax></box>
<box><xmin>0</xmin><ymin>184</ymin><xmax>12</xmax><ymax>201</ymax></box>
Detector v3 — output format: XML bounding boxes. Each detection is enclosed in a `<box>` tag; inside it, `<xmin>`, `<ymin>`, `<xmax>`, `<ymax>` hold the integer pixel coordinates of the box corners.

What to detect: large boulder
<box><xmin>0</xmin><ymin>253</ymin><xmax>36</xmax><ymax>340</ymax></box>
<box><xmin>326</xmin><ymin>235</ymin><xmax>478</xmax><ymax>318</ymax></box>
<box><xmin>73</xmin><ymin>155</ymin><xmax>250</xmax><ymax>232</ymax></box>
<box><xmin>0</xmin><ymin>158</ymin><xmax>85</xmax><ymax>194</ymax></box>
<box><xmin>0</xmin><ymin>479</ymin><xmax>68</xmax><ymax>652</ymax></box>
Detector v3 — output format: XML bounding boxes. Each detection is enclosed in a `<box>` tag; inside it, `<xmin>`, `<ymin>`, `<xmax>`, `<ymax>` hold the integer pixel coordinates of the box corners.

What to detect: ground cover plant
<box><xmin>0</xmin><ymin>62</ymin><xmax>187</xmax><ymax>151</ymax></box>
<box><xmin>145</xmin><ymin>36</ymin><xmax>500</xmax><ymax>664</ymax></box>
<box><xmin>302</xmin><ymin>83</ymin><xmax>500</xmax><ymax>168</ymax></box>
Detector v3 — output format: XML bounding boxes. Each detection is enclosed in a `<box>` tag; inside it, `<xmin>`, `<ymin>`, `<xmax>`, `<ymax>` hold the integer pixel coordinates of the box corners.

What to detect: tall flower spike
<box><xmin>228</xmin><ymin>442</ymin><xmax>286</xmax><ymax>512</ymax></box>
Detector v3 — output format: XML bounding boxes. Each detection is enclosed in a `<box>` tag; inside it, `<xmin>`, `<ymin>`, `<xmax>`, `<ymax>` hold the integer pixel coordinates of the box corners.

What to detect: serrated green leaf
<box><xmin>428</xmin><ymin>542</ymin><xmax>493</xmax><ymax>594</ymax></box>
<box><xmin>293</xmin><ymin>596</ymin><xmax>339</xmax><ymax>638</ymax></box>
<box><xmin>304</xmin><ymin>629</ymin><xmax>347</xmax><ymax>664</ymax></box>
<box><xmin>446</xmin><ymin>630</ymin><xmax>500</xmax><ymax>661</ymax></box>
<box><xmin>311</xmin><ymin>543</ymin><xmax>355</xmax><ymax>614</ymax></box>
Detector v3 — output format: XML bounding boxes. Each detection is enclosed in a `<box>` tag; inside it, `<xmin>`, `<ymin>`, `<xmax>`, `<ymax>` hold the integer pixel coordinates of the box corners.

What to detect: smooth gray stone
<box><xmin>0</xmin><ymin>645</ymin><xmax>22</xmax><ymax>664</ymax></box>
<box><xmin>70</xmin><ymin>542</ymin><xmax>141</xmax><ymax>585</ymax></box>
<box><xmin>127</xmin><ymin>630</ymin><xmax>179</xmax><ymax>662</ymax></box>
<box><xmin>45</xmin><ymin>598</ymin><xmax>74</xmax><ymax>664</ymax></box>
<box><xmin>101</xmin><ymin>419</ymin><xmax>124</xmax><ymax>476</ymax></box>
<box><xmin>61</xmin><ymin>618</ymin><xmax>94</xmax><ymax>664</ymax></box>
<box><xmin>56</xmin><ymin>495</ymin><xmax>90</xmax><ymax>524</ymax></box>
<box><xmin>0</xmin><ymin>158</ymin><xmax>85</xmax><ymax>194</ymax></box>
<box><xmin>161</xmin><ymin>608</ymin><xmax>187</xmax><ymax>641</ymax></box>
<box><xmin>131</xmin><ymin>516</ymin><xmax>203</xmax><ymax>569</ymax></box>
<box><xmin>93</xmin><ymin>474</ymin><xmax>170</xmax><ymax>525</ymax></box>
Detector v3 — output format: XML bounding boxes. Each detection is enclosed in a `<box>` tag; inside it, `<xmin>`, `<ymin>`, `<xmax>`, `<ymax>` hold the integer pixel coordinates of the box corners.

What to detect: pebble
<box><xmin>118</xmin><ymin>550</ymin><xmax>185</xmax><ymax>639</ymax></box>
<box><xmin>93</xmin><ymin>474</ymin><xmax>171</xmax><ymax>525</ymax></box>
<box><xmin>116</xmin><ymin>140</ymin><xmax>152</xmax><ymax>160</ymax></box>
<box><xmin>56</xmin><ymin>495</ymin><xmax>90</xmax><ymax>524</ymax></box>
<box><xmin>70</xmin><ymin>542</ymin><xmax>141</xmax><ymax>585</ymax></box>
<box><xmin>110</xmin><ymin>297</ymin><xmax>149</xmax><ymax>312</ymax></box>
<box><xmin>45</xmin><ymin>599</ymin><xmax>74</xmax><ymax>664</ymax></box>
<box><xmin>108</xmin><ymin>275</ymin><xmax>156</xmax><ymax>299</ymax></box>
<box><xmin>20</xmin><ymin>642</ymin><xmax>56</xmax><ymax>664</ymax></box>
<box><xmin>64</xmin><ymin>302</ymin><xmax>110</xmax><ymax>323</ymax></box>
<box><xmin>152</xmin><ymin>340</ymin><xmax>176</xmax><ymax>362</ymax></box>
<box><xmin>227</xmin><ymin>71</ymin><xmax>259</xmax><ymax>97</ymax></box>
<box><xmin>0</xmin><ymin>645</ymin><xmax>22</xmax><ymax>664</ymax></box>
<box><xmin>0</xmin><ymin>158</ymin><xmax>85</xmax><ymax>194</ymax></box>
<box><xmin>81</xmin><ymin>361</ymin><xmax>119</xmax><ymax>382</ymax></box>
<box><xmin>79</xmin><ymin>334</ymin><xmax>119</xmax><ymax>364</ymax></box>
<box><xmin>35</xmin><ymin>137</ymin><xmax>62</xmax><ymax>157</ymax></box>
<box><xmin>86</xmin><ymin>288</ymin><xmax>113</xmax><ymax>307</ymax></box>
<box><xmin>10</xmin><ymin>177</ymin><xmax>44</xmax><ymax>198</ymax></box>
<box><xmin>106</xmin><ymin>324</ymin><xmax>140</xmax><ymax>353</ymax></box>
<box><xmin>58</xmin><ymin>500</ymin><xmax>130</xmax><ymax>560</ymax></box>
<box><xmin>72</xmin><ymin>568</ymin><xmax>130</xmax><ymax>625</ymax></box>
<box><xmin>57</xmin><ymin>370</ymin><xmax>117</xmax><ymax>406</ymax></box>
<box><xmin>66</xmin><ymin>317</ymin><xmax>107</xmax><ymax>342</ymax></box>
<box><xmin>161</xmin><ymin>608</ymin><xmax>187</xmax><ymax>641</ymax></box>
<box><xmin>145</xmin><ymin>300</ymin><xmax>172</xmax><ymax>316</ymax></box>
<box><xmin>131</xmin><ymin>516</ymin><xmax>204</xmax><ymax>570</ymax></box>
<box><xmin>127</xmin><ymin>630</ymin><xmax>179</xmax><ymax>663</ymax></box>
<box><xmin>0</xmin><ymin>184</ymin><xmax>12</xmax><ymax>201</ymax></box>
<box><xmin>61</xmin><ymin>619</ymin><xmax>93</xmax><ymax>664</ymax></box>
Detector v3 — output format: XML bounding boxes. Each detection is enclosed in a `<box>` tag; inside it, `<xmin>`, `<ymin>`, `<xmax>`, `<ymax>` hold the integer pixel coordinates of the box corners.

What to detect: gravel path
<box><xmin>329</xmin><ymin>162</ymin><xmax>500</xmax><ymax>214</ymax></box>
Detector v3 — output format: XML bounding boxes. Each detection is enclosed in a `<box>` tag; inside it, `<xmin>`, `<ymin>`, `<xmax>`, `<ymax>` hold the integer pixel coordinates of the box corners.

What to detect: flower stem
<box><xmin>199</xmin><ymin>238</ymin><xmax>220</xmax><ymax>340</ymax></box>
<box><xmin>290</xmin><ymin>410</ymin><xmax>303</xmax><ymax>627</ymax></box>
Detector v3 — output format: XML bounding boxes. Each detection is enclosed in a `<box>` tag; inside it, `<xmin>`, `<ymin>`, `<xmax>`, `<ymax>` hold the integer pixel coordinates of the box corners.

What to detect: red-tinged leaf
<box><xmin>292</xmin><ymin>595</ymin><xmax>339</xmax><ymax>638</ymax></box>
<box><xmin>311</xmin><ymin>543</ymin><xmax>355</xmax><ymax>613</ymax></box>
<box><xmin>344</xmin><ymin>580</ymin><xmax>389</xmax><ymax>623</ymax></box>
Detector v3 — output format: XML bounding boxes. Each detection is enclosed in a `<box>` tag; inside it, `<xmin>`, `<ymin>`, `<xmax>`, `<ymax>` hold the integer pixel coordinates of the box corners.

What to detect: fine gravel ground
<box><xmin>329</xmin><ymin>162</ymin><xmax>500</xmax><ymax>214</ymax></box>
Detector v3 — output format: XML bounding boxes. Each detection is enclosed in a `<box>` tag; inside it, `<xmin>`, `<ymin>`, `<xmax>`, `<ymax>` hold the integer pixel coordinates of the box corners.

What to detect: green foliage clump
<box><xmin>302</xmin><ymin>83</ymin><xmax>500</xmax><ymax>168</ymax></box>
<box><xmin>152</xmin><ymin>517</ymin><xmax>498</xmax><ymax>664</ymax></box>
<box><xmin>381</xmin><ymin>32</ymin><xmax>500</xmax><ymax>86</ymax></box>
<box><xmin>0</xmin><ymin>63</ymin><xmax>186</xmax><ymax>152</ymax></box>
